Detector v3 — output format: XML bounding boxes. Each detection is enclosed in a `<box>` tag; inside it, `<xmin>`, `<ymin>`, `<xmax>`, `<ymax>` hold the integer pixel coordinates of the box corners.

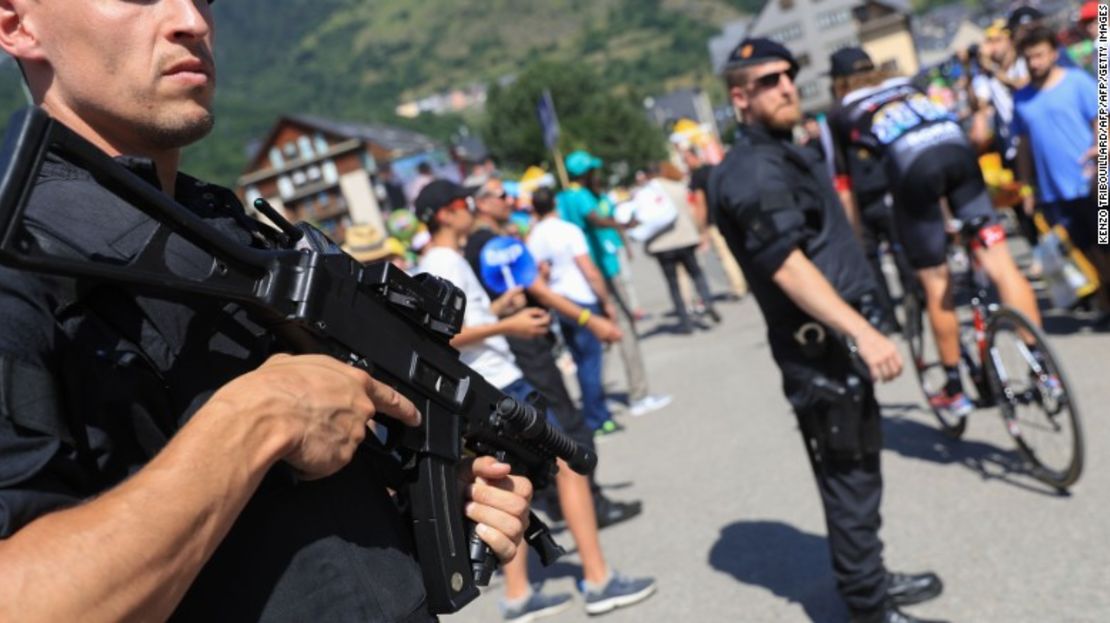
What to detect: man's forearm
<box><xmin>452</xmin><ymin>321</ymin><xmax>511</xmax><ymax>347</ymax></box>
<box><xmin>772</xmin><ymin>249</ymin><xmax>872</xmax><ymax>339</ymax></box>
<box><xmin>0</xmin><ymin>401</ymin><xmax>287</xmax><ymax>623</ymax></box>
<box><xmin>528</xmin><ymin>278</ymin><xmax>587</xmax><ymax>321</ymax></box>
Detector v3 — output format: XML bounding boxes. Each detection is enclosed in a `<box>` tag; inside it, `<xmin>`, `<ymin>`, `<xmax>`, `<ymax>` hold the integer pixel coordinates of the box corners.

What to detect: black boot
<box><xmin>594</xmin><ymin>494</ymin><xmax>642</xmax><ymax>529</ymax></box>
<box><xmin>887</xmin><ymin>571</ymin><xmax>943</xmax><ymax>607</ymax></box>
<box><xmin>851</xmin><ymin>601</ymin><xmax>949</xmax><ymax>623</ymax></box>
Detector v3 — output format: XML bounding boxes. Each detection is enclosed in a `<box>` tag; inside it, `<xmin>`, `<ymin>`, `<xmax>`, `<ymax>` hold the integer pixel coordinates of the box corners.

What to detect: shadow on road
<box><xmin>881</xmin><ymin>415</ymin><xmax>1068</xmax><ymax>498</ymax></box>
<box><xmin>708</xmin><ymin>520</ymin><xmax>849</xmax><ymax>623</ymax></box>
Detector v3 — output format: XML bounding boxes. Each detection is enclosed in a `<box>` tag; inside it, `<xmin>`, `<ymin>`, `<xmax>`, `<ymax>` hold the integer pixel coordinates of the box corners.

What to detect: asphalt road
<box><xmin>444</xmin><ymin>244</ymin><xmax>1110</xmax><ymax>623</ymax></box>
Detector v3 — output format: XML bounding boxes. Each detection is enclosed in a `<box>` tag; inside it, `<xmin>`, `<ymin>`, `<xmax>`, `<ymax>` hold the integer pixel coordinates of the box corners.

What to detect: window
<box><xmin>798</xmin><ymin>81</ymin><xmax>824</xmax><ymax>101</ymax></box>
<box><xmin>323</xmin><ymin>161</ymin><xmax>339</xmax><ymax>184</ymax></box>
<box><xmin>297</xmin><ymin>136</ymin><xmax>314</xmax><ymax>160</ymax></box>
<box><xmin>313</xmin><ymin>133</ymin><xmax>329</xmax><ymax>155</ymax></box>
<box><xmin>277</xmin><ymin>176</ymin><xmax>294</xmax><ymax>200</ymax></box>
<box><xmin>245</xmin><ymin>186</ymin><xmax>261</xmax><ymax>205</ymax></box>
<box><xmin>282</xmin><ymin>142</ymin><xmax>298</xmax><ymax>158</ymax></box>
<box><xmin>292</xmin><ymin>170</ymin><xmax>307</xmax><ymax>187</ymax></box>
<box><xmin>766</xmin><ymin>23</ymin><xmax>803</xmax><ymax>43</ymax></box>
<box><xmin>307</xmin><ymin>166</ymin><xmax>322</xmax><ymax>182</ymax></box>
<box><xmin>816</xmin><ymin>9</ymin><xmax>852</xmax><ymax>29</ymax></box>
<box><xmin>268</xmin><ymin>148</ymin><xmax>284</xmax><ymax>170</ymax></box>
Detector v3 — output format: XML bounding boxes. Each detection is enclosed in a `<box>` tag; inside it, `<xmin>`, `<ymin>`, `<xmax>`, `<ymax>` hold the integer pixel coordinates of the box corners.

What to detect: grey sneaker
<box><xmin>629</xmin><ymin>394</ymin><xmax>672</xmax><ymax>417</ymax></box>
<box><xmin>499</xmin><ymin>587</ymin><xmax>574</xmax><ymax>623</ymax></box>
<box><xmin>581</xmin><ymin>571</ymin><xmax>657</xmax><ymax>615</ymax></box>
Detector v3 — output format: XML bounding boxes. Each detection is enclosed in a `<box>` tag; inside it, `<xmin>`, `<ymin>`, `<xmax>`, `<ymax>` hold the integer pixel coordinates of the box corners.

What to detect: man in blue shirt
<box><xmin>1013</xmin><ymin>26</ymin><xmax>1110</xmax><ymax>319</ymax></box>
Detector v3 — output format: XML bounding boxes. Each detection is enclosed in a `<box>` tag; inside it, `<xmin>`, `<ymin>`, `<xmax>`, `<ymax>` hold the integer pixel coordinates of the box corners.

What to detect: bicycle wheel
<box><xmin>903</xmin><ymin>289</ymin><xmax>968</xmax><ymax>438</ymax></box>
<box><xmin>984</xmin><ymin>307</ymin><xmax>1084</xmax><ymax>489</ymax></box>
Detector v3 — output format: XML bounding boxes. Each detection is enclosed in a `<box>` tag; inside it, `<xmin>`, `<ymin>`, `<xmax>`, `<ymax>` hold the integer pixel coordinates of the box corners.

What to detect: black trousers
<box><xmin>653</xmin><ymin>245</ymin><xmax>715</xmax><ymax>324</ymax></box>
<box><xmin>780</xmin><ymin>347</ymin><xmax>889</xmax><ymax>614</ymax></box>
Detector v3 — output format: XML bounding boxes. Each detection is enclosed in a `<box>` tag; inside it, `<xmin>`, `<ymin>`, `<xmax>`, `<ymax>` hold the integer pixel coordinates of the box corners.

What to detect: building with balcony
<box><xmin>236</xmin><ymin>115</ymin><xmax>437</xmax><ymax>243</ymax></box>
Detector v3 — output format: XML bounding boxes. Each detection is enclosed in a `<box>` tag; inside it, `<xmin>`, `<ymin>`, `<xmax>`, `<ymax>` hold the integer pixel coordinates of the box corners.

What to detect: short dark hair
<box><xmin>417</xmin><ymin>161</ymin><xmax>433</xmax><ymax>175</ymax></box>
<box><xmin>532</xmin><ymin>188</ymin><xmax>555</xmax><ymax>216</ymax></box>
<box><xmin>1017</xmin><ymin>25</ymin><xmax>1058</xmax><ymax>53</ymax></box>
<box><xmin>723</xmin><ymin>65</ymin><xmax>751</xmax><ymax>89</ymax></box>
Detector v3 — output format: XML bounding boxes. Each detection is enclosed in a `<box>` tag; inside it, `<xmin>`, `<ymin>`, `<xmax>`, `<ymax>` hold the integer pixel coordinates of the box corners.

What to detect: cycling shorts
<box><xmin>891</xmin><ymin>145</ymin><xmax>998</xmax><ymax>269</ymax></box>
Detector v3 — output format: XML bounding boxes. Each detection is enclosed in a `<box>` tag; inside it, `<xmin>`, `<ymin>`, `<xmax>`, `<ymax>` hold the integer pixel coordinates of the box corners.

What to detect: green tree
<box><xmin>483</xmin><ymin>60</ymin><xmax>665</xmax><ymax>176</ymax></box>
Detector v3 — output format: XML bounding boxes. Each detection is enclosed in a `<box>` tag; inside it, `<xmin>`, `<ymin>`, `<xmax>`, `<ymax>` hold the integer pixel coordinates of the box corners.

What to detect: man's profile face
<box><xmin>731</xmin><ymin>59</ymin><xmax>801</xmax><ymax>131</ymax></box>
<box><xmin>477</xmin><ymin>179</ymin><xmax>512</xmax><ymax>223</ymax></box>
<box><xmin>12</xmin><ymin>0</ymin><xmax>217</xmax><ymax>152</ymax></box>
<box><xmin>1022</xmin><ymin>41</ymin><xmax>1058</xmax><ymax>82</ymax></box>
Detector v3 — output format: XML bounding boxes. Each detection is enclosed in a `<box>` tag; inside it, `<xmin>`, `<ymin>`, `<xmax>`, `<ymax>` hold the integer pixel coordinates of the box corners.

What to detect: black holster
<box><xmin>789</xmin><ymin>322</ymin><xmax>882</xmax><ymax>459</ymax></box>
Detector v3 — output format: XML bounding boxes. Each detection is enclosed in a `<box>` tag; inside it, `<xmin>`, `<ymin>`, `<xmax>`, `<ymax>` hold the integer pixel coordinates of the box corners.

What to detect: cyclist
<box><xmin>827</xmin><ymin>48</ymin><xmax>1043</xmax><ymax>420</ymax></box>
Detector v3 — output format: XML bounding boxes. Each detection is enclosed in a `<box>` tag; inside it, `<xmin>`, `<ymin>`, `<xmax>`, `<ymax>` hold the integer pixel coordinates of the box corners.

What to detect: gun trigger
<box><xmin>524</xmin><ymin>511</ymin><xmax>565</xmax><ymax>566</ymax></box>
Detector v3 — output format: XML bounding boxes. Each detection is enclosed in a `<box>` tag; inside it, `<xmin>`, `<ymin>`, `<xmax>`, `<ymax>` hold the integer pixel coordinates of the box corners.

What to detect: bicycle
<box><xmin>902</xmin><ymin>216</ymin><xmax>1085</xmax><ymax>490</ymax></box>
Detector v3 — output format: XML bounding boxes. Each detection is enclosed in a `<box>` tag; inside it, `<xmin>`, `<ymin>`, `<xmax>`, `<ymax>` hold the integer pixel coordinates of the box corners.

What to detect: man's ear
<box><xmin>0</xmin><ymin>0</ymin><xmax>45</xmax><ymax>64</ymax></box>
<box><xmin>729</xmin><ymin>85</ymin><xmax>749</xmax><ymax>121</ymax></box>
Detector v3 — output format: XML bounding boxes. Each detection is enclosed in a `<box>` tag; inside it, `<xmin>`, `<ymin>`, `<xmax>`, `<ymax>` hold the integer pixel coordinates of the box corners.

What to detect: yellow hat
<box><xmin>342</xmin><ymin>225</ymin><xmax>404</xmax><ymax>263</ymax></box>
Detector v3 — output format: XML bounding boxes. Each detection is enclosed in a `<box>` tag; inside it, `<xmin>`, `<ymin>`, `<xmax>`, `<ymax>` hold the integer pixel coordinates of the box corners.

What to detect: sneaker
<box><xmin>629</xmin><ymin>394</ymin><xmax>673</xmax><ymax>417</ymax></box>
<box><xmin>581</xmin><ymin>571</ymin><xmax>657</xmax><ymax>615</ymax></box>
<box><xmin>593</xmin><ymin>419</ymin><xmax>625</xmax><ymax>438</ymax></box>
<box><xmin>594</xmin><ymin>495</ymin><xmax>643</xmax><ymax>529</ymax></box>
<box><xmin>500</xmin><ymin>587</ymin><xmax>574</xmax><ymax>623</ymax></box>
<box><xmin>928</xmin><ymin>390</ymin><xmax>974</xmax><ymax>420</ymax></box>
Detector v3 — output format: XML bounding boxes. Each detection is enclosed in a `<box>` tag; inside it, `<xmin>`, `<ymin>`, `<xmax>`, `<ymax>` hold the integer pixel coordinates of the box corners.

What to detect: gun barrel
<box><xmin>495</xmin><ymin>398</ymin><xmax>597</xmax><ymax>475</ymax></box>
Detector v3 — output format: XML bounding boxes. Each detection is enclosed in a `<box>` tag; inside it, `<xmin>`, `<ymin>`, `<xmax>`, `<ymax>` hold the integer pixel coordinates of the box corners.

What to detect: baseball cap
<box><xmin>1007</xmin><ymin>6</ymin><xmax>1044</xmax><ymax>32</ymax></box>
<box><xmin>565</xmin><ymin>150</ymin><xmax>603</xmax><ymax>177</ymax></box>
<box><xmin>414</xmin><ymin>180</ymin><xmax>476</xmax><ymax>224</ymax></box>
<box><xmin>721</xmin><ymin>37</ymin><xmax>799</xmax><ymax>74</ymax></box>
<box><xmin>828</xmin><ymin>47</ymin><xmax>875</xmax><ymax>78</ymax></box>
<box><xmin>1079</xmin><ymin>1</ymin><xmax>1098</xmax><ymax>23</ymax></box>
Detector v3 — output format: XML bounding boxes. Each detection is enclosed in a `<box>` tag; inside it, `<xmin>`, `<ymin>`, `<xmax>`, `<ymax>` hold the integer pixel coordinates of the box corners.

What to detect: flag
<box><xmin>536</xmin><ymin>89</ymin><xmax>561</xmax><ymax>151</ymax></box>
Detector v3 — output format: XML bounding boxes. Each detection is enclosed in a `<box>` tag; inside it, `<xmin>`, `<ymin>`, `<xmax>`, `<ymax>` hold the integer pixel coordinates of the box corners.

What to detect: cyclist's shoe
<box><xmin>594</xmin><ymin>495</ymin><xmax>643</xmax><ymax>529</ymax></box>
<box><xmin>887</xmin><ymin>571</ymin><xmax>943</xmax><ymax>606</ymax></box>
<box><xmin>581</xmin><ymin>571</ymin><xmax>656</xmax><ymax>615</ymax></box>
<box><xmin>928</xmin><ymin>390</ymin><xmax>974</xmax><ymax>419</ymax></box>
<box><xmin>593</xmin><ymin>419</ymin><xmax>625</xmax><ymax>438</ymax></box>
<box><xmin>851</xmin><ymin>601</ymin><xmax>949</xmax><ymax>623</ymax></box>
<box><xmin>499</xmin><ymin>586</ymin><xmax>573</xmax><ymax>623</ymax></box>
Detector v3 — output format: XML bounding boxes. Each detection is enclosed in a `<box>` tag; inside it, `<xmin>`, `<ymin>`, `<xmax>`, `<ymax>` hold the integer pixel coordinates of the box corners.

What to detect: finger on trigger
<box><xmin>366</xmin><ymin>379</ymin><xmax>421</xmax><ymax>427</ymax></box>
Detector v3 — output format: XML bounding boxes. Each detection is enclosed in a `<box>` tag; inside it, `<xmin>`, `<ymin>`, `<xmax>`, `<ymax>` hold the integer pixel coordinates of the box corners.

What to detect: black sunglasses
<box><xmin>752</xmin><ymin>67</ymin><xmax>798</xmax><ymax>89</ymax></box>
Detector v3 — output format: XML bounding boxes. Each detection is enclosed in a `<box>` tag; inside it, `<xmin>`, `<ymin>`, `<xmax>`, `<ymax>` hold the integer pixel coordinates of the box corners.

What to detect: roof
<box><xmin>286</xmin><ymin>114</ymin><xmax>437</xmax><ymax>155</ymax></box>
<box><xmin>244</xmin><ymin>114</ymin><xmax>439</xmax><ymax>173</ymax></box>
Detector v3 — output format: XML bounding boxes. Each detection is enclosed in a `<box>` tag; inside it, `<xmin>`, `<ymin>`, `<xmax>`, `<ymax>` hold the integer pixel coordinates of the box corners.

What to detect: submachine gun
<box><xmin>0</xmin><ymin>108</ymin><xmax>596</xmax><ymax>614</ymax></box>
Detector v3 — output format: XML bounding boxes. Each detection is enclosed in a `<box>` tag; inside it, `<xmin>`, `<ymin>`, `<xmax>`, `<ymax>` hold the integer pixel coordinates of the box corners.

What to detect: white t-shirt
<box><xmin>416</xmin><ymin>246</ymin><xmax>522</xmax><ymax>389</ymax></box>
<box><xmin>527</xmin><ymin>217</ymin><xmax>598</xmax><ymax>305</ymax></box>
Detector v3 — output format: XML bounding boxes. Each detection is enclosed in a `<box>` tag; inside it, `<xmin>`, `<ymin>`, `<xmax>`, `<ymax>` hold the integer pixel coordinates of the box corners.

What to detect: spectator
<box><xmin>684</xmin><ymin>149</ymin><xmax>749</xmax><ymax>300</ymax></box>
<box><xmin>528</xmin><ymin>188</ymin><xmax>626</xmax><ymax>435</ymax></box>
<box><xmin>557</xmin><ymin>151</ymin><xmax>672</xmax><ymax>421</ymax></box>
<box><xmin>413</xmin><ymin>180</ymin><xmax>657</xmax><ymax>621</ymax></box>
<box><xmin>1013</xmin><ymin>26</ymin><xmax>1110</xmax><ymax>322</ymax></box>
<box><xmin>643</xmin><ymin>162</ymin><xmax>721</xmax><ymax>333</ymax></box>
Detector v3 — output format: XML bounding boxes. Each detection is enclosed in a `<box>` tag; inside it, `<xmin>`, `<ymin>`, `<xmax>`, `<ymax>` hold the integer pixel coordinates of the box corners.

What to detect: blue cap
<box><xmin>565</xmin><ymin>150</ymin><xmax>603</xmax><ymax>177</ymax></box>
<box><xmin>721</xmin><ymin>37</ymin><xmax>799</xmax><ymax>74</ymax></box>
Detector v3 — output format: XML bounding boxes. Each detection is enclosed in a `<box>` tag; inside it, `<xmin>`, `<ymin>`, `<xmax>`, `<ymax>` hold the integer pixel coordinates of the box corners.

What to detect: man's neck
<box><xmin>428</xmin><ymin>228</ymin><xmax>463</xmax><ymax>252</ymax></box>
<box><xmin>40</xmin><ymin>102</ymin><xmax>181</xmax><ymax>196</ymax></box>
<box><xmin>1033</xmin><ymin>66</ymin><xmax>1066</xmax><ymax>90</ymax></box>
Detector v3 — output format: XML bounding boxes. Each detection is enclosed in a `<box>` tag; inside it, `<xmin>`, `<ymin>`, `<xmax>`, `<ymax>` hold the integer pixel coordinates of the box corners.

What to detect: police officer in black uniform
<box><xmin>0</xmin><ymin>2</ymin><xmax>530</xmax><ymax>621</ymax></box>
<box><xmin>708</xmin><ymin>38</ymin><xmax>947</xmax><ymax>623</ymax></box>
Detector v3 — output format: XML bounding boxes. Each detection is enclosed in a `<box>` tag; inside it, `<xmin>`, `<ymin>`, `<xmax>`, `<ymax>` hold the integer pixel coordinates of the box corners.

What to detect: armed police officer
<box><xmin>708</xmin><ymin>38</ymin><xmax>947</xmax><ymax>623</ymax></box>
<box><xmin>0</xmin><ymin>1</ymin><xmax>531</xmax><ymax>621</ymax></box>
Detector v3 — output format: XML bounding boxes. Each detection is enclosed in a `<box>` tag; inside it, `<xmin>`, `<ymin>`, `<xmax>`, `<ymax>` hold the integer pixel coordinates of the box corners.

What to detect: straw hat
<box><xmin>342</xmin><ymin>225</ymin><xmax>405</xmax><ymax>263</ymax></box>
